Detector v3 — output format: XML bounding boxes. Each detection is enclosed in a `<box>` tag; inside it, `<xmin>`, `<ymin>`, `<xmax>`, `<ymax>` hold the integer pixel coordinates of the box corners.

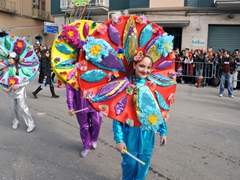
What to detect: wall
<box><xmin>0</xmin><ymin>0</ymin><xmax>54</xmax><ymax>45</ymax></box>
<box><xmin>182</xmin><ymin>14</ymin><xmax>240</xmax><ymax>50</ymax></box>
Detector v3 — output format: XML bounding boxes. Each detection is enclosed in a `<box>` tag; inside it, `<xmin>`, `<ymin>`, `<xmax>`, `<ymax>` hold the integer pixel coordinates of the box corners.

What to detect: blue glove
<box><xmin>41</xmin><ymin>79</ymin><xmax>46</xmax><ymax>88</ymax></box>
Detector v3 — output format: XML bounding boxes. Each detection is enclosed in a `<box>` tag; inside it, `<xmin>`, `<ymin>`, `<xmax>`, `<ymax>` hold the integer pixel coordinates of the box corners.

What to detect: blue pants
<box><xmin>195</xmin><ymin>68</ymin><xmax>203</xmax><ymax>83</ymax></box>
<box><xmin>219</xmin><ymin>72</ymin><xmax>233</xmax><ymax>96</ymax></box>
<box><xmin>121</xmin><ymin>149</ymin><xmax>153</xmax><ymax>180</ymax></box>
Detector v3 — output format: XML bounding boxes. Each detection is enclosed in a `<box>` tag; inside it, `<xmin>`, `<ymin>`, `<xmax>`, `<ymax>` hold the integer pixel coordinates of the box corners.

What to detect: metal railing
<box><xmin>175</xmin><ymin>61</ymin><xmax>240</xmax><ymax>85</ymax></box>
<box><xmin>32</xmin><ymin>8</ymin><xmax>50</xmax><ymax>21</ymax></box>
<box><xmin>60</xmin><ymin>0</ymin><xmax>109</xmax><ymax>9</ymax></box>
<box><xmin>91</xmin><ymin>0</ymin><xmax>109</xmax><ymax>7</ymax></box>
<box><xmin>0</xmin><ymin>0</ymin><xmax>16</xmax><ymax>13</ymax></box>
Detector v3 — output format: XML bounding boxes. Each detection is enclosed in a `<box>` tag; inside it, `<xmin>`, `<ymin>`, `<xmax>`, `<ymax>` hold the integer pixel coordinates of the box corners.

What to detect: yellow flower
<box><xmin>67</xmin><ymin>30</ymin><xmax>74</xmax><ymax>38</ymax></box>
<box><xmin>90</xmin><ymin>45</ymin><xmax>102</xmax><ymax>56</ymax></box>
<box><xmin>165</xmin><ymin>43</ymin><xmax>171</xmax><ymax>51</ymax></box>
<box><xmin>148</xmin><ymin>114</ymin><xmax>158</xmax><ymax>125</ymax></box>
<box><xmin>117</xmin><ymin>53</ymin><xmax>123</xmax><ymax>59</ymax></box>
<box><xmin>17</xmin><ymin>42</ymin><xmax>23</xmax><ymax>48</ymax></box>
<box><xmin>9</xmin><ymin>79</ymin><xmax>15</xmax><ymax>85</ymax></box>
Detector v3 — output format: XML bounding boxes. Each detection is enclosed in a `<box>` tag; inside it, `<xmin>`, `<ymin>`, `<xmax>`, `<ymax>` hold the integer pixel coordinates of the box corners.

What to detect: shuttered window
<box><xmin>208</xmin><ymin>25</ymin><xmax>240</xmax><ymax>53</ymax></box>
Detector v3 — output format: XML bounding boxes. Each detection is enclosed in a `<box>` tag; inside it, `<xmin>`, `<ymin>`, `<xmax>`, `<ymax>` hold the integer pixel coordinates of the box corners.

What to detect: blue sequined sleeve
<box><xmin>112</xmin><ymin>120</ymin><xmax>124</xmax><ymax>143</ymax></box>
<box><xmin>158</xmin><ymin>120</ymin><xmax>168</xmax><ymax>136</ymax></box>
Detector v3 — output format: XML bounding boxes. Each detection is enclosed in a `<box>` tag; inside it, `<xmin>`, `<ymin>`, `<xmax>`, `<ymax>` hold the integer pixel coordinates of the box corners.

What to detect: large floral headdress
<box><xmin>77</xmin><ymin>15</ymin><xmax>177</xmax><ymax>130</ymax></box>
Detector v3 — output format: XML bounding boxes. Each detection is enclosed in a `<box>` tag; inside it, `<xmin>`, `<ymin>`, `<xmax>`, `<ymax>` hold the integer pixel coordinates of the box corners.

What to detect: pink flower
<box><xmin>8</xmin><ymin>76</ymin><xmax>19</xmax><ymax>86</ymax></box>
<box><xmin>13</xmin><ymin>39</ymin><xmax>26</xmax><ymax>54</ymax></box>
<box><xmin>61</xmin><ymin>25</ymin><xmax>82</xmax><ymax>49</ymax></box>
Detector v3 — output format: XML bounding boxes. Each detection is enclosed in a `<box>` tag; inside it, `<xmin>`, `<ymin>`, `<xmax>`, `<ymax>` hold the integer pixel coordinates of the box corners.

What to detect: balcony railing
<box><xmin>32</xmin><ymin>8</ymin><xmax>50</xmax><ymax>21</ymax></box>
<box><xmin>0</xmin><ymin>0</ymin><xmax>16</xmax><ymax>13</ymax></box>
<box><xmin>60</xmin><ymin>0</ymin><xmax>109</xmax><ymax>9</ymax></box>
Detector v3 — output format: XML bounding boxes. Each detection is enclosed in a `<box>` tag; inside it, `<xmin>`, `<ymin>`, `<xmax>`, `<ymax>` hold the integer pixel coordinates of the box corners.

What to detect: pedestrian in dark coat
<box><xmin>32</xmin><ymin>49</ymin><xmax>60</xmax><ymax>98</ymax></box>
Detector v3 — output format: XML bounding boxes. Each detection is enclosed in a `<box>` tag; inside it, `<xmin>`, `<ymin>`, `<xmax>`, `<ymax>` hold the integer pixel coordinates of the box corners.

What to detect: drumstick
<box><xmin>72</xmin><ymin>108</ymin><xmax>89</xmax><ymax>114</ymax></box>
<box><xmin>123</xmin><ymin>149</ymin><xmax>146</xmax><ymax>166</ymax></box>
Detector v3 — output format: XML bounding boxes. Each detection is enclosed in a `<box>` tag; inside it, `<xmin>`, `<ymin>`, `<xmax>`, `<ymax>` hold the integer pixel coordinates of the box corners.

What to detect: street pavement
<box><xmin>0</xmin><ymin>76</ymin><xmax>240</xmax><ymax>180</ymax></box>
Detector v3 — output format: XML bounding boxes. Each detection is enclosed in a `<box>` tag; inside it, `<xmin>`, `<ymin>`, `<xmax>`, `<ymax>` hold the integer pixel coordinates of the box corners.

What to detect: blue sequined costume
<box><xmin>113</xmin><ymin>77</ymin><xmax>168</xmax><ymax>180</ymax></box>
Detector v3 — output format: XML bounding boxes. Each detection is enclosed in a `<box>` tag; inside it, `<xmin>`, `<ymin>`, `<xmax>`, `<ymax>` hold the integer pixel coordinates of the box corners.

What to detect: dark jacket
<box><xmin>38</xmin><ymin>57</ymin><xmax>52</xmax><ymax>84</ymax></box>
<box><xmin>193</xmin><ymin>54</ymin><xmax>205</xmax><ymax>69</ymax></box>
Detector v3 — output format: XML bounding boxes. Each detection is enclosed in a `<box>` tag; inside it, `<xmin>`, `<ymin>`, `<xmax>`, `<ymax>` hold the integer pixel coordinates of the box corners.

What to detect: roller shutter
<box><xmin>208</xmin><ymin>25</ymin><xmax>240</xmax><ymax>53</ymax></box>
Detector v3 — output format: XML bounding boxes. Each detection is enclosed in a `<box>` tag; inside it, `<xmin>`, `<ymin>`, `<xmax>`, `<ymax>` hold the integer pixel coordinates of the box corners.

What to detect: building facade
<box><xmin>109</xmin><ymin>0</ymin><xmax>240</xmax><ymax>53</ymax></box>
<box><xmin>0</xmin><ymin>0</ymin><xmax>55</xmax><ymax>46</ymax></box>
<box><xmin>51</xmin><ymin>0</ymin><xmax>240</xmax><ymax>53</ymax></box>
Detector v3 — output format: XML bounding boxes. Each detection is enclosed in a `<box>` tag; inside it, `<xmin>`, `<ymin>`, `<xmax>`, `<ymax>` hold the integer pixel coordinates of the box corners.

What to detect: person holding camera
<box><xmin>32</xmin><ymin>49</ymin><xmax>60</xmax><ymax>98</ymax></box>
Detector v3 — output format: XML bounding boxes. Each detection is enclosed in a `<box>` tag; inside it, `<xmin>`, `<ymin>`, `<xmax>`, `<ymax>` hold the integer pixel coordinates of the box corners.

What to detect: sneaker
<box><xmin>91</xmin><ymin>142</ymin><xmax>97</xmax><ymax>149</ymax></box>
<box><xmin>230</xmin><ymin>95</ymin><xmax>234</xmax><ymax>98</ymax></box>
<box><xmin>80</xmin><ymin>149</ymin><xmax>90</xmax><ymax>158</ymax></box>
<box><xmin>12</xmin><ymin>121</ymin><xmax>19</xmax><ymax>130</ymax></box>
<box><xmin>219</xmin><ymin>94</ymin><xmax>223</xmax><ymax>97</ymax></box>
<box><xmin>27</xmin><ymin>124</ymin><xmax>36</xmax><ymax>133</ymax></box>
<box><xmin>57</xmin><ymin>85</ymin><xmax>62</xmax><ymax>88</ymax></box>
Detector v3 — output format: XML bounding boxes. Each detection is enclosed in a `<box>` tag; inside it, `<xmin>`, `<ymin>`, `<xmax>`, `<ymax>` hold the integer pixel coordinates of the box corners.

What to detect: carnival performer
<box><xmin>32</xmin><ymin>49</ymin><xmax>60</xmax><ymax>98</ymax></box>
<box><xmin>76</xmin><ymin>15</ymin><xmax>176</xmax><ymax>178</ymax></box>
<box><xmin>113</xmin><ymin>53</ymin><xmax>168</xmax><ymax>180</ymax></box>
<box><xmin>66</xmin><ymin>55</ymin><xmax>102</xmax><ymax>158</ymax></box>
<box><xmin>2</xmin><ymin>52</ymin><xmax>36</xmax><ymax>132</ymax></box>
<box><xmin>50</xmin><ymin>20</ymin><xmax>102</xmax><ymax>158</ymax></box>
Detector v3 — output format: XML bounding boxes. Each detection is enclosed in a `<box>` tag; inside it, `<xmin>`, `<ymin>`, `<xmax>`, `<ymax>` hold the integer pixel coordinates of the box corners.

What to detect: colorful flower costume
<box><xmin>51</xmin><ymin>20</ymin><xmax>101</xmax><ymax>152</ymax></box>
<box><xmin>77</xmin><ymin>15</ymin><xmax>177</xmax><ymax>178</ymax></box>
<box><xmin>0</xmin><ymin>35</ymin><xmax>39</xmax><ymax>87</ymax></box>
<box><xmin>0</xmin><ymin>35</ymin><xmax>39</xmax><ymax>130</ymax></box>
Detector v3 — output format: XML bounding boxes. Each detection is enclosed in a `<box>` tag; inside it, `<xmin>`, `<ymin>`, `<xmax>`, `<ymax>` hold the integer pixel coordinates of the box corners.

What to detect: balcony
<box><xmin>0</xmin><ymin>0</ymin><xmax>16</xmax><ymax>13</ymax></box>
<box><xmin>60</xmin><ymin>0</ymin><xmax>109</xmax><ymax>15</ymax></box>
<box><xmin>32</xmin><ymin>8</ymin><xmax>50</xmax><ymax>21</ymax></box>
<box><xmin>214</xmin><ymin>0</ymin><xmax>240</xmax><ymax>8</ymax></box>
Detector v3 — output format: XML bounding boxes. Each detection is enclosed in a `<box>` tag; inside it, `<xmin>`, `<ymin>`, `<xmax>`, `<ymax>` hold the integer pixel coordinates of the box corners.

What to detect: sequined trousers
<box><xmin>8</xmin><ymin>98</ymin><xmax>35</xmax><ymax>127</ymax></box>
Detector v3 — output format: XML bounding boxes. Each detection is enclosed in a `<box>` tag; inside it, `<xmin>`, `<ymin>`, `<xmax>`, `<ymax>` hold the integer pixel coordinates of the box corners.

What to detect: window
<box><xmin>33</xmin><ymin>0</ymin><xmax>39</xmax><ymax>9</ymax></box>
<box><xmin>41</xmin><ymin>0</ymin><xmax>45</xmax><ymax>10</ymax></box>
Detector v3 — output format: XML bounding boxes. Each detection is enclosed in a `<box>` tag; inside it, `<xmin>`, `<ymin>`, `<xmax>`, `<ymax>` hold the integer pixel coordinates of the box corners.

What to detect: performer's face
<box><xmin>133</xmin><ymin>56</ymin><xmax>152</xmax><ymax>79</ymax></box>
<box><xmin>8</xmin><ymin>58</ymin><xmax>15</xmax><ymax>65</ymax></box>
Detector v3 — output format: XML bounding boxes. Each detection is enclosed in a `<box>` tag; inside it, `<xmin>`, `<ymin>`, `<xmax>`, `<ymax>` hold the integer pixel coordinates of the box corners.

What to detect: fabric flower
<box><xmin>13</xmin><ymin>39</ymin><xmax>26</xmax><ymax>54</ymax></box>
<box><xmin>155</xmin><ymin>33</ymin><xmax>174</xmax><ymax>57</ymax></box>
<box><xmin>83</xmin><ymin>37</ymin><xmax>109</xmax><ymax>63</ymax></box>
<box><xmin>61</xmin><ymin>25</ymin><xmax>81</xmax><ymax>49</ymax></box>
<box><xmin>138</xmin><ymin>106</ymin><xmax>163</xmax><ymax>132</ymax></box>
<box><xmin>8</xmin><ymin>76</ymin><xmax>19</xmax><ymax>86</ymax></box>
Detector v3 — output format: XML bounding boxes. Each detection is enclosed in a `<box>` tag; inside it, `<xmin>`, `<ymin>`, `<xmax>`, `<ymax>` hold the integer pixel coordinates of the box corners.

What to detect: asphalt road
<box><xmin>0</xmin><ymin>76</ymin><xmax>239</xmax><ymax>180</ymax></box>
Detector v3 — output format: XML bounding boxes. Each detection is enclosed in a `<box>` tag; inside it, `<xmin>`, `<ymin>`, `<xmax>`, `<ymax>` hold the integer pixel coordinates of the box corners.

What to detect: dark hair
<box><xmin>41</xmin><ymin>49</ymin><xmax>50</xmax><ymax>60</ymax></box>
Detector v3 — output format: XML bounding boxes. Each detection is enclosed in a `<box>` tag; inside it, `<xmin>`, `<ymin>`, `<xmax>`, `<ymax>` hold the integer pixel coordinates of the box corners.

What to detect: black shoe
<box><xmin>233</xmin><ymin>88</ymin><xmax>236</xmax><ymax>90</ymax></box>
<box><xmin>32</xmin><ymin>92</ymin><xmax>37</xmax><ymax>98</ymax></box>
<box><xmin>52</xmin><ymin>95</ymin><xmax>60</xmax><ymax>98</ymax></box>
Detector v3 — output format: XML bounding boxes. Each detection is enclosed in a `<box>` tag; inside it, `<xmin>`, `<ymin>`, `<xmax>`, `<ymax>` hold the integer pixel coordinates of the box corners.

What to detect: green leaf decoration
<box><xmin>9</xmin><ymin>66</ymin><xmax>16</xmax><ymax>77</ymax></box>
<box><xmin>56</xmin><ymin>44</ymin><xmax>73</xmax><ymax>55</ymax></box>
<box><xmin>0</xmin><ymin>46</ymin><xmax>7</xmax><ymax>58</ymax></box>
<box><xmin>21</xmin><ymin>67</ymin><xmax>31</xmax><ymax>77</ymax></box>
<box><xmin>4</xmin><ymin>38</ymin><xmax>11</xmax><ymax>50</ymax></box>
